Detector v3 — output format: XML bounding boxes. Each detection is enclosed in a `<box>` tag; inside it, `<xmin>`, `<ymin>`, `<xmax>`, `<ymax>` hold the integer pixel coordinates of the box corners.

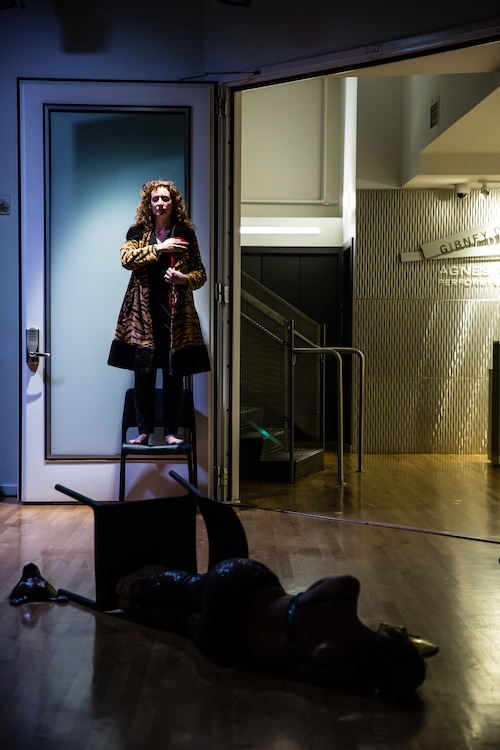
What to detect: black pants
<box><xmin>133</xmin><ymin>364</ymin><xmax>183</xmax><ymax>436</ymax></box>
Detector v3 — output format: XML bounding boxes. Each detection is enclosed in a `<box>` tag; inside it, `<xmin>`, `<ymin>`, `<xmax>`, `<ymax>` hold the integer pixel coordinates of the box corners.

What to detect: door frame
<box><xmin>219</xmin><ymin>21</ymin><xmax>500</xmax><ymax>502</ymax></box>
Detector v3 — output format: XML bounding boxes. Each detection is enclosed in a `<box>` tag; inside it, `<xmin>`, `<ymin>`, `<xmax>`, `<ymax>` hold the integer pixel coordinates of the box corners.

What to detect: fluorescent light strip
<box><xmin>240</xmin><ymin>226</ymin><xmax>320</xmax><ymax>235</ymax></box>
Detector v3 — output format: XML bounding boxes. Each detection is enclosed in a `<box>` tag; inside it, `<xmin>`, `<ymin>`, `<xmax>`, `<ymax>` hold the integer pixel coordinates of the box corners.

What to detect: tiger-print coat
<box><xmin>107</xmin><ymin>224</ymin><xmax>210</xmax><ymax>376</ymax></box>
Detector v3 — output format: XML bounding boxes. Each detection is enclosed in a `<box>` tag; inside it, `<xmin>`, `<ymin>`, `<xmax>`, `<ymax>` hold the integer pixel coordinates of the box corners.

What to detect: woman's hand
<box><xmin>156</xmin><ymin>237</ymin><xmax>188</xmax><ymax>254</ymax></box>
<box><xmin>164</xmin><ymin>266</ymin><xmax>188</xmax><ymax>287</ymax></box>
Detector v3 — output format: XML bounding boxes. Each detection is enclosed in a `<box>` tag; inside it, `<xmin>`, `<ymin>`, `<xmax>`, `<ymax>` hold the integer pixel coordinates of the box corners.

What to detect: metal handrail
<box><xmin>294</xmin><ymin>346</ymin><xmax>365</xmax><ymax>485</ymax></box>
<box><xmin>241</xmin><ymin>311</ymin><xmax>321</xmax><ymax>351</ymax></box>
<box><xmin>242</xmin><ymin>285</ymin><xmax>365</xmax><ymax>486</ymax></box>
<box><xmin>241</xmin><ymin>311</ymin><xmax>285</xmax><ymax>345</ymax></box>
<box><xmin>242</xmin><ymin>271</ymin><xmax>321</xmax><ymax>328</ymax></box>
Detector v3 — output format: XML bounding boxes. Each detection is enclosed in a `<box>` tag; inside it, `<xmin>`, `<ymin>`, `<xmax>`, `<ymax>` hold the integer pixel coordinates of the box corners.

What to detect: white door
<box><xmin>20</xmin><ymin>80</ymin><xmax>215</xmax><ymax>502</ymax></box>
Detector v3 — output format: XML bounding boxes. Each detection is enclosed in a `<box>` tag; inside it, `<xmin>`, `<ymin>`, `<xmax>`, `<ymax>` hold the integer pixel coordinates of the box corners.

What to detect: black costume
<box><xmin>123</xmin><ymin>557</ymin><xmax>428</xmax><ymax>701</ymax></box>
<box><xmin>133</xmin><ymin>226</ymin><xmax>182</xmax><ymax>435</ymax></box>
<box><xmin>135</xmin><ymin>558</ymin><xmax>280</xmax><ymax>667</ymax></box>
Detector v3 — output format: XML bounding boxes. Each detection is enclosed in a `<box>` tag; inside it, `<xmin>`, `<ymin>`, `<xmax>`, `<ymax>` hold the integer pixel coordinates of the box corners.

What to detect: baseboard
<box><xmin>0</xmin><ymin>484</ymin><xmax>17</xmax><ymax>497</ymax></box>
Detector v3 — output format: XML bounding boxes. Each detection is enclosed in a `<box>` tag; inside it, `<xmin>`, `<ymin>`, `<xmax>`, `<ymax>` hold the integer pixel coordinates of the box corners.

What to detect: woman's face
<box><xmin>150</xmin><ymin>187</ymin><xmax>173</xmax><ymax>222</ymax></box>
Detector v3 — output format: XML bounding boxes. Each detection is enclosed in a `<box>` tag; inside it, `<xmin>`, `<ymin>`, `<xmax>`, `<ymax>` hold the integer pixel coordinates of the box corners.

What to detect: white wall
<box><xmin>357</xmin><ymin>73</ymin><xmax>500</xmax><ymax>190</ymax></box>
<box><xmin>341</xmin><ymin>78</ymin><xmax>358</xmax><ymax>244</ymax></box>
<box><xmin>401</xmin><ymin>72</ymin><xmax>500</xmax><ymax>186</ymax></box>
<box><xmin>241</xmin><ymin>78</ymin><xmax>342</xmax><ymax>216</ymax></box>
<box><xmin>356</xmin><ymin>77</ymin><xmax>404</xmax><ymax>189</ymax></box>
<box><xmin>240</xmin><ymin>76</ymin><xmax>344</xmax><ymax>248</ymax></box>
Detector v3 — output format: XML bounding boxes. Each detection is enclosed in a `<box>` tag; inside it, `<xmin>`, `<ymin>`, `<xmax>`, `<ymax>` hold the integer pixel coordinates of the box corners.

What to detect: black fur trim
<box><xmin>108</xmin><ymin>340</ymin><xmax>155</xmax><ymax>372</ymax></box>
<box><xmin>170</xmin><ymin>345</ymin><xmax>211</xmax><ymax>376</ymax></box>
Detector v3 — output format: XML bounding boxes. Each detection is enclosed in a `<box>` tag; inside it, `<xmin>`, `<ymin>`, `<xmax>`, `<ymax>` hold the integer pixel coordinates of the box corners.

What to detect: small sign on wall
<box><xmin>401</xmin><ymin>222</ymin><xmax>500</xmax><ymax>263</ymax></box>
<box><xmin>0</xmin><ymin>195</ymin><xmax>10</xmax><ymax>215</ymax></box>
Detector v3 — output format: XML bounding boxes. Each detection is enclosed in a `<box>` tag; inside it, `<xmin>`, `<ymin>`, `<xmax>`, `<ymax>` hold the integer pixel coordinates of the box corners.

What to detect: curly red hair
<box><xmin>135</xmin><ymin>179</ymin><xmax>194</xmax><ymax>229</ymax></box>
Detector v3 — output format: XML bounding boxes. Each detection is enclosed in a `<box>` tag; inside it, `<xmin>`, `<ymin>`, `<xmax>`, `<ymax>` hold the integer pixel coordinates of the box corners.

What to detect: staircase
<box><xmin>240</xmin><ymin>406</ymin><xmax>324</xmax><ymax>482</ymax></box>
<box><xmin>240</xmin><ymin>274</ymin><xmax>325</xmax><ymax>483</ymax></box>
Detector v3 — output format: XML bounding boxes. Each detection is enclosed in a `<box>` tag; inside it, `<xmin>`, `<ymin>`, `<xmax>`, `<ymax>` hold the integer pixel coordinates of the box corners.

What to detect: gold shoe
<box><xmin>377</xmin><ymin>623</ymin><xmax>439</xmax><ymax>658</ymax></box>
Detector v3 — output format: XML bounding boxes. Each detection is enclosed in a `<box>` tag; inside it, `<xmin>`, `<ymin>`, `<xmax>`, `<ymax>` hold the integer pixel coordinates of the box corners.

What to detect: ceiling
<box><xmin>342</xmin><ymin>39</ymin><xmax>500</xmax><ymax>190</ymax></box>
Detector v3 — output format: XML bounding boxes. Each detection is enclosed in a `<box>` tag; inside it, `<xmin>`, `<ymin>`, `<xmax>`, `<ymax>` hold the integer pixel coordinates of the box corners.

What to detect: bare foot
<box><xmin>165</xmin><ymin>434</ymin><xmax>183</xmax><ymax>445</ymax></box>
<box><xmin>129</xmin><ymin>433</ymin><xmax>149</xmax><ymax>445</ymax></box>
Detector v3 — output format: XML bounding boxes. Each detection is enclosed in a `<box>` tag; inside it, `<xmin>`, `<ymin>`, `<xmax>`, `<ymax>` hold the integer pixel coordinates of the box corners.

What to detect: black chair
<box><xmin>55</xmin><ymin>471</ymin><xmax>249</xmax><ymax>612</ymax></box>
<box><xmin>119</xmin><ymin>387</ymin><xmax>197</xmax><ymax>502</ymax></box>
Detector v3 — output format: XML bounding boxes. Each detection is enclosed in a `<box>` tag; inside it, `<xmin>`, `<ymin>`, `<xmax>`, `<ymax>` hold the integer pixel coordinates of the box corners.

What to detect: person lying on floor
<box><xmin>115</xmin><ymin>557</ymin><xmax>437</xmax><ymax>703</ymax></box>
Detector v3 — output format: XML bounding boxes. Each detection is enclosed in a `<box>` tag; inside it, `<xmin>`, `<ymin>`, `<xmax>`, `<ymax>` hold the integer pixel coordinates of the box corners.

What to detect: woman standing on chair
<box><xmin>108</xmin><ymin>179</ymin><xmax>210</xmax><ymax>445</ymax></box>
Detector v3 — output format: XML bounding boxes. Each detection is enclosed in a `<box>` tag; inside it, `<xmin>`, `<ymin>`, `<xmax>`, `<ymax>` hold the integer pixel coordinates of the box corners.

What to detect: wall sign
<box><xmin>400</xmin><ymin>223</ymin><xmax>500</xmax><ymax>263</ymax></box>
<box><xmin>437</xmin><ymin>264</ymin><xmax>500</xmax><ymax>288</ymax></box>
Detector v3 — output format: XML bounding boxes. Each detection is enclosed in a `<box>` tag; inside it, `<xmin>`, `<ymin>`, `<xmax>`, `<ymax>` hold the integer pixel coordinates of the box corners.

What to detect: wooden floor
<box><xmin>1</xmin><ymin>453</ymin><xmax>500</xmax><ymax>749</ymax></box>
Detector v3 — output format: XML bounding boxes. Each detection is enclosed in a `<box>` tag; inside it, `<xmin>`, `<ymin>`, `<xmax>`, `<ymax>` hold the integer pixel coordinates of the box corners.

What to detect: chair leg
<box><xmin>119</xmin><ymin>455</ymin><xmax>126</xmax><ymax>502</ymax></box>
<box><xmin>192</xmin><ymin>446</ymin><xmax>198</xmax><ymax>487</ymax></box>
<box><xmin>58</xmin><ymin>588</ymin><xmax>100</xmax><ymax>610</ymax></box>
<box><xmin>188</xmin><ymin>453</ymin><xmax>195</xmax><ymax>487</ymax></box>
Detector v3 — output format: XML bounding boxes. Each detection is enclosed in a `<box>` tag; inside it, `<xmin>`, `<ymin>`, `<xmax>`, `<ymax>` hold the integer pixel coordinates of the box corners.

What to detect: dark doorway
<box><xmin>241</xmin><ymin>245</ymin><xmax>353</xmax><ymax>443</ymax></box>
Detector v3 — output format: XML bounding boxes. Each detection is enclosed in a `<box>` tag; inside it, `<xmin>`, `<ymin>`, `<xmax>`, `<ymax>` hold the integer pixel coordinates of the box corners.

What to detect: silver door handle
<box><xmin>26</xmin><ymin>327</ymin><xmax>51</xmax><ymax>359</ymax></box>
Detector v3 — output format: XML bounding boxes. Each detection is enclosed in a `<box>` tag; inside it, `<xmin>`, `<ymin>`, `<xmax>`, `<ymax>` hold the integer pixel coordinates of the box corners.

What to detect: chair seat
<box><xmin>122</xmin><ymin>441</ymin><xmax>191</xmax><ymax>456</ymax></box>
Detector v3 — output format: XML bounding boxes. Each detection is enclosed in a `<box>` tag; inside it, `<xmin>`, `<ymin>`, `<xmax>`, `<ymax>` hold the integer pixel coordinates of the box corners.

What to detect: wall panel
<box><xmin>355</xmin><ymin>188</ymin><xmax>500</xmax><ymax>453</ymax></box>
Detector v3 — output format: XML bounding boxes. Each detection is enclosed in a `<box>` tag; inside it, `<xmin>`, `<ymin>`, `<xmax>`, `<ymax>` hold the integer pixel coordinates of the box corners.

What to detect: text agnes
<box><xmin>438</xmin><ymin>265</ymin><xmax>500</xmax><ymax>287</ymax></box>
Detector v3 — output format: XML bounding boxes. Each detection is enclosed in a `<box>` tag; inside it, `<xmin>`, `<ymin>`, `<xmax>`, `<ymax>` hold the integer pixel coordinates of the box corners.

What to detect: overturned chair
<box><xmin>55</xmin><ymin>471</ymin><xmax>249</xmax><ymax>612</ymax></box>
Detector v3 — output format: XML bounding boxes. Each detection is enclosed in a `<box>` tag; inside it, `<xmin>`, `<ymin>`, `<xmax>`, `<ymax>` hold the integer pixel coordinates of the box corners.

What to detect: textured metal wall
<box><xmin>354</xmin><ymin>189</ymin><xmax>500</xmax><ymax>453</ymax></box>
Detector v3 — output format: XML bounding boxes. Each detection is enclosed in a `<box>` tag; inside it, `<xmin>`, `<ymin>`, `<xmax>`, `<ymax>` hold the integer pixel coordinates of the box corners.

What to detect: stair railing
<box><xmin>241</xmin><ymin>273</ymin><xmax>365</xmax><ymax>485</ymax></box>
<box><xmin>294</xmin><ymin>346</ymin><xmax>365</xmax><ymax>485</ymax></box>
<box><xmin>241</xmin><ymin>283</ymin><xmax>324</xmax><ymax>481</ymax></box>
<box><xmin>240</xmin><ymin>308</ymin><xmax>288</xmax><ymax>451</ymax></box>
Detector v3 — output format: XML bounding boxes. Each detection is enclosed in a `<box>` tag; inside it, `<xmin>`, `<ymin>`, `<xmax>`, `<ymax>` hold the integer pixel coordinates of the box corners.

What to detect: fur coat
<box><xmin>108</xmin><ymin>224</ymin><xmax>210</xmax><ymax>376</ymax></box>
